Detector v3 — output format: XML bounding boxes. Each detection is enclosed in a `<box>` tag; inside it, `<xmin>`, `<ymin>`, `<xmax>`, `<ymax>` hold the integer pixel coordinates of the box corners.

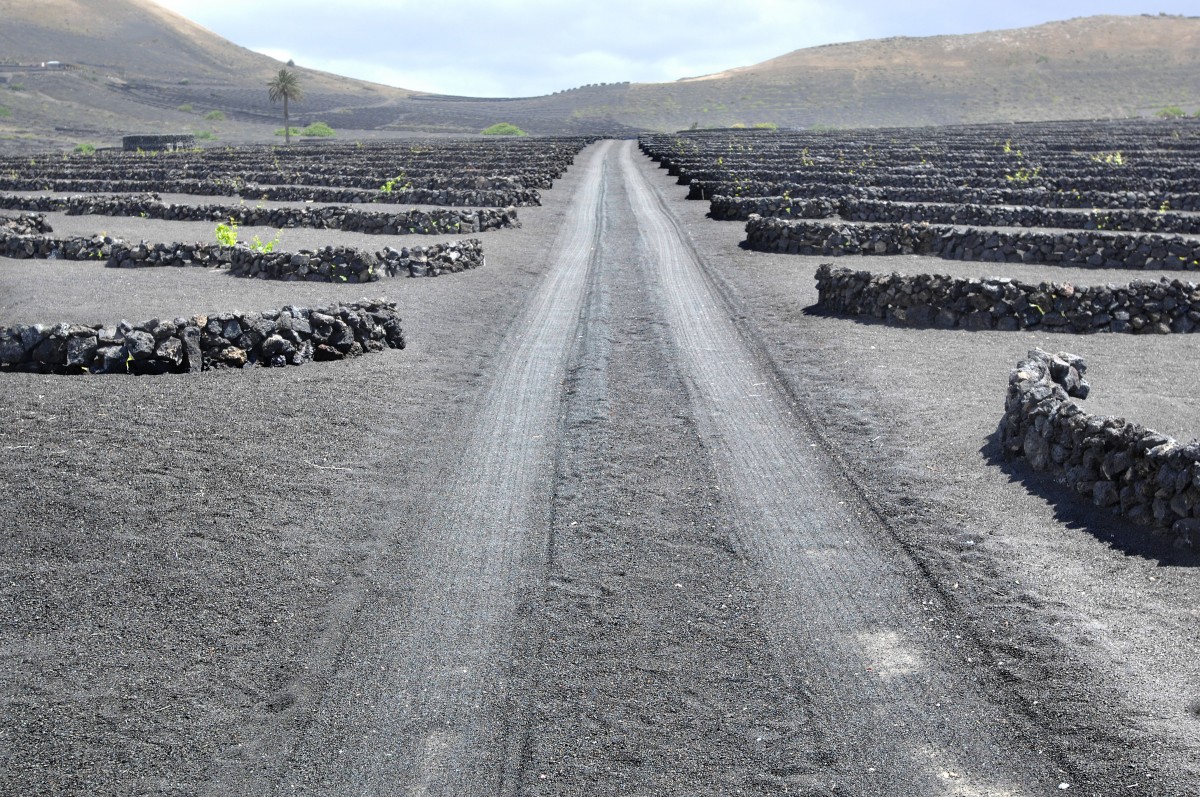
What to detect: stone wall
<box><xmin>814</xmin><ymin>265</ymin><xmax>1200</xmax><ymax>334</ymax></box>
<box><xmin>708</xmin><ymin>195</ymin><xmax>837</xmax><ymax>221</ymax></box>
<box><xmin>686</xmin><ymin>179</ymin><xmax>1200</xmax><ymax>212</ymax></box>
<box><xmin>746</xmin><ymin>215</ymin><xmax>1200</xmax><ymax>271</ymax></box>
<box><xmin>0</xmin><ymin>230</ymin><xmax>485</xmax><ymax>281</ymax></box>
<box><xmin>999</xmin><ymin>348</ymin><xmax>1200</xmax><ymax>543</ymax></box>
<box><xmin>709</xmin><ymin>194</ymin><xmax>1200</xmax><ymax>235</ymax></box>
<box><xmin>0</xmin><ymin>213</ymin><xmax>53</xmax><ymax>235</ymax></box>
<box><xmin>0</xmin><ymin>231</ymin><xmax>110</xmax><ymax>260</ymax></box>
<box><xmin>122</xmin><ymin>134</ymin><xmax>195</xmax><ymax>152</ymax></box>
<box><xmin>0</xmin><ymin>299</ymin><xmax>405</xmax><ymax>375</ymax></box>
<box><xmin>241</xmin><ymin>183</ymin><xmax>542</xmax><ymax>208</ymax></box>
<box><xmin>838</xmin><ymin>198</ymin><xmax>1200</xmax><ymax>236</ymax></box>
<box><xmin>0</xmin><ymin>193</ymin><xmax>521</xmax><ymax>235</ymax></box>
<box><xmin>0</xmin><ymin>179</ymin><xmax>542</xmax><ymax>207</ymax></box>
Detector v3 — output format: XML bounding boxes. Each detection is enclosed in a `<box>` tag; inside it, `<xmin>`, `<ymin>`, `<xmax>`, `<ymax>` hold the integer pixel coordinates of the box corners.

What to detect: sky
<box><xmin>152</xmin><ymin>1</ymin><xmax>1200</xmax><ymax>97</ymax></box>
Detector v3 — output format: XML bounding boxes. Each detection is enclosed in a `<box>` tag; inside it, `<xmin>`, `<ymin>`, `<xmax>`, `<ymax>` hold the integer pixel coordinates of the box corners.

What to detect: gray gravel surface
<box><xmin>1</xmin><ymin>140</ymin><xmax>1197</xmax><ymax>796</ymax></box>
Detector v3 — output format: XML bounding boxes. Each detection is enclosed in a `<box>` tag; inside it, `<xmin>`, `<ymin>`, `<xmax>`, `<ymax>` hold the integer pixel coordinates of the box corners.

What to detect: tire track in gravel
<box><xmin>513</xmin><ymin>146</ymin><xmax>828</xmax><ymax>795</ymax></box>
<box><xmin>214</xmin><ymin>139</ymin><xmax>613</xmax><ymax>796</ymax></box>
<box><xmin>618</xmin><ymin>140</ymin><xmax>1065</xmax><ymax>796</ymax></box>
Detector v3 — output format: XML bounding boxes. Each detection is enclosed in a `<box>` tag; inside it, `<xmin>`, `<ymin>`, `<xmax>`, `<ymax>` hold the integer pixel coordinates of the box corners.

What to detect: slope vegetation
<box><xmin>1</xmin><ymin>6</ymin><xmax>1198</xmax><ymax>152</ymax></box>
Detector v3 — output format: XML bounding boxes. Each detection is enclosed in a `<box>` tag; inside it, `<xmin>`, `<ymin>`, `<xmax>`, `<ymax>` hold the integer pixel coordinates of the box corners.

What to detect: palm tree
<box><xmin>268</xmin><ymin>68</ymin><xmax>303</xmax><ymax>144</ymax></box>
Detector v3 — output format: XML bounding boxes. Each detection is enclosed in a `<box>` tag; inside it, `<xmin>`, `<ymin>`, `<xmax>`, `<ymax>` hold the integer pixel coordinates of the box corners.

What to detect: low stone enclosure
<box><xmin>0</xmin><ymin>229</ymin><xmax>485</xmax><ymax>282</ymax></box>
<box><xmin>0</xmin><ymin>299</ymin><xmax>405</xmax><ymax>375</ymax></box>
<box><xmin>1000</xmin><ymin>349</ymin><xmax>1199</xmax><ymax>544</ymax></box>
<box><xmin>693</xmin><ymin>180</ymin><xmax>1200</xmax><ymax>213</ymax></box>
<box><xmin>712</xmin><ymin>195</ymin><xmax>1200</xmax><ymax>236</ymax></box>
<box><xmin>0</xmin><ymin>213</ymin><xmax>53</xmax><ymax>236</ymax></box>
<box><xmin>122</xmin><ymin>134</ymin><xmax>196</xmax><ymax>152</ymax></box>
<box><xmin>815</xmin><ymin>265</ymin><xmax>1200</xmax><ymax>334</ymax></box>
<box><xmin>745</xmin><ymin>215</ymin><xmax>1200</xmax><ymax>271</ymax></box>
<box><xmin>0</xmin><ymin>181</ymin><xmax>541</xmax><ymax>208</ymax></box>
<box><xmin>0</xmin><ymin>136</ymin><xmax>599</xmax><ymax>208</ymax></box>
<box><xmin>0</xmin><ymin>193</ymin><xmax>521</xmax><ymax>235</ymax></box>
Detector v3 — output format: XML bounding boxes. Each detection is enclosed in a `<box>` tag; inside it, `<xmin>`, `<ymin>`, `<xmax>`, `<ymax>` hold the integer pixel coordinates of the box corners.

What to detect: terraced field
<box><xmin>2</xmin><ymin>125</ymin><xmax>1198</xmax><ymax>796</ymax></box>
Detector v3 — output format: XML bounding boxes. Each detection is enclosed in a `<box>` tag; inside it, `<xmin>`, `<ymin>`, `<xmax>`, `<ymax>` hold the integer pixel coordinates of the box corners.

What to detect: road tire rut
<box><xmin>207</xmin><ymin>141</ymin><xmax>613</xmax><ymax>796</ymax></box>
<box><xmin>617</xmin><ymin>141</ymin><xmax>1066</xmax><ymax>796</ymax></box>
<box><xmin>515</xmin><ymin>145</ymin><xmax>829</xmax><ymax>795</ymax></box>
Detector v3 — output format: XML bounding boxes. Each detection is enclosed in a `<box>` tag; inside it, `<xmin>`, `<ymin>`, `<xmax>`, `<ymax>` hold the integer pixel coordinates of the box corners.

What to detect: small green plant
<box><xmin>177</xmin><ymin>103</ymin><xmax>194</xmax><ymax>113</ymax></box>
<box><xmin>1156</xmin><ymin>106</ymin><xmax>1187</xmax><ymax>119</ymax></box>
<box><xmin>0</xmin><ymin>105</ymin><xmax>12</xmax><ymax>119</ymax></box>
<box><xmin>1005</xmin><ymin>166</ymin><xmax>1042</xmax><ymax>183</ymax></box>
<box><xmin>8</xmin><ymin>83</ymin><xmax>24</xmax><ymax>92</ymax></box>
<box><xmin>481</xmin><ymin>122</ymin><xmax>527</xmax><ymax>136</ymax></box>
<box><xmin>380</xmin><ymin>171</ymin><xmax>411</xmax><ymax>194</ymax></box>
<box><xmin>72</xmin><ymin>143</ymin><xmax>96</xmax><ymax>155</ymax></box>
<box><xmin>215</xmin><ymin>218</ymin><xmax>238</xmax><ymax>246</ymax></box>
<box><xmin>195</xmin><ymin>130</ymin><xmax>216</xmax><ymax>140</ymax></box>
<box><xmin>1158</xmin><ymin>199</ymin><xmax>1171</xmax><ymax>214</ymax></box>
<box><xmin>249</xmin><ymin>231</ymin><xmax>281</xmax><ymax>253</ymax></box>
<box><xmin>1090</xmin><ymin>151</ymin><xmax>1125</xmax><ymax>166</ymax></box>
<box><xmin>204</xmin><ymin>110</ymin><xmax>225</xmax><ymax>121</ymax></box>
<box><xmin>752</xmin><ymin>122</ymin><xmax>778</xmax><ymax>130</ymax></box>
<box><xmin>299</xmin><ymin>121</ymin><xmax>334</xmax><ymax>137</ymax></box>
<box><xmin>273</xmin><ymin>123</ymin><xmax>334</xmax><ymax>138</ymax></box>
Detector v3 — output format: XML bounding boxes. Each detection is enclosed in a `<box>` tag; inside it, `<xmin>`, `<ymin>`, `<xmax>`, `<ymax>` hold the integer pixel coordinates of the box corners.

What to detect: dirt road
<box><xmin>2</xmin><ymin>141</ymin><xmax>1197</xmax><ymax>796</ymax></box>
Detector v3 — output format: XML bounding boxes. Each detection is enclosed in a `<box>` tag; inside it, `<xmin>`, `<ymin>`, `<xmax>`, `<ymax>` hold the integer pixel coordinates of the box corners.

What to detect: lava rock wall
<box><xmin>747</xmin><ymin>215</ymin><xmax>1200</xmax><ymax>271</ymax></box>
<box><xmin>0</xmin><ymin>299</ymin><xmax>405</xmax><ymax>375</ymax></box>
<box><xmin>0</xmin><ymin>230</ymin><xmax>484</xmax><ymax>281</ymax></box>
<box><xmin>1000</xmin><ymin>348</ymin><xmax>1200</xmax><ymax>543</ymax></box>
<box><xmin>814</xmin><ymin>264</ymin><xmax>1200</xmax><ymax>334</ymax></box>
<box><xmin>708</xmin><ymin>194</ymin><xmax>1200</xmax><ymax>235</ymax></box>
<box><xmin>0</xmin><ymin>193</ymin><xmax>521</xmax><ymax>235</ymax></box>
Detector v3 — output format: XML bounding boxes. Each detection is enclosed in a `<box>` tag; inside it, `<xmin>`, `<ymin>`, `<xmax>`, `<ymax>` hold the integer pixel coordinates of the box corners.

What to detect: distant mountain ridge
<box><xmin>0</xmin><ymin>3</ymin><xmax>1197</xmax><ymax>152</ymax></box>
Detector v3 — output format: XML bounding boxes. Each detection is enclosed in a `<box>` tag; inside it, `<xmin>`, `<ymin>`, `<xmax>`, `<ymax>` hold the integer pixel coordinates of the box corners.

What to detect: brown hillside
<box><xmin>620</xmin><ymin>14</ymin><xmax>1200</xmax><ymax>129</ymax></box>
<box><xmin>0</xmin><ymin>0</ymin><xmax>418</xmax><ymax>151</ymax></box>
<box><xmin>1</xmin><ymin>7</ymin><xmax>1199</xmax><ymax>152</ymax></box>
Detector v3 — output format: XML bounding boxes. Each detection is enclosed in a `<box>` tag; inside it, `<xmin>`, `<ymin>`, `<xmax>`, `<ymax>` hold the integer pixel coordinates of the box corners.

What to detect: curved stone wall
<box><xmin>0</xmin><ymin>231</ymin><xmax>485</xmax><ymax>282</ymax></box>
<box><xmin>814</xmin><ymin>265</ymin><xmax>1200</xmax><ymax>334</ymax></box>
<box><xmin>709</xmin><ymin>194</ymin><xmax>1200</xmax><ymax>235</ymax></box>
<box><xmin>687</xmin><ymin>179</ymin><xmax>1200</xmax><ymax>213</ymax></box>
<box><xmin>999</xmin><ymin>349</ymin><xmax>1199</xmax><ymax>543</ymax></box>
<box><xmin>0</xmin><ymin>213</ymin><xmax>53</xmax><ymax>235</ymax></box>
<box><xmin>0</xmin><ymin>299</ymin><xmax>405</xmax><ymax>375</ymax></box>
<box><xmin>0</xmin><ymin>179</ymin><xmax>542</xmax><ymax>208</ymax></box>
<box><xmin>0</xmin><ymin>193</ymin><xmax>521</xmax><ymax>235</ymax></box>
<box><xmin>747</xmin><ymin>215</ymin><xmax>1200</xmax><ymax>271</ymax></box>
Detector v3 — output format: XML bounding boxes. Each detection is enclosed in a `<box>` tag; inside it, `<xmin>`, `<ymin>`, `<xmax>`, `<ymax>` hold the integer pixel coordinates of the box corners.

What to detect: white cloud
<box><xmin>151</xmin><ymin>0</ymin><xmax>1200</xmax><ymax>96</ymax></box>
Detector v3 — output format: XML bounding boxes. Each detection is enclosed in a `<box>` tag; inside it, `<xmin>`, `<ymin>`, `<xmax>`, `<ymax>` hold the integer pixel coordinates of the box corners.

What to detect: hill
<box><xmin>0</xmin><ymin>6</ymin><xmax>1198</xmax><ymax>152</ymax></box>
<box><xmin>635</xmin><ymin>13</ymin><xmax>1200</xmax><ymax>129</ymax></box>
<box><xmin>0</xmin><ymin>0</ymin><xmax>418</xmax><ymax>151</ymax></box>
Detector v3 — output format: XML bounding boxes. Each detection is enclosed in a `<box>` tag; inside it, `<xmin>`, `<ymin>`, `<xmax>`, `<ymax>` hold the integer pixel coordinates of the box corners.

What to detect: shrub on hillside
<box><xmin>301</xmin><ymin>121</ymin><xmax>335</xmax><ymax>137</ymax></box>
<box><xmin>482</xmin><ymin>123</ymin><xmax>527</xmax><ymax>136</ymax></box>
<box><xmin>274</xmin><ymin>121</ymin><xmax>335</xmax><ymax>138</ymax></box>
